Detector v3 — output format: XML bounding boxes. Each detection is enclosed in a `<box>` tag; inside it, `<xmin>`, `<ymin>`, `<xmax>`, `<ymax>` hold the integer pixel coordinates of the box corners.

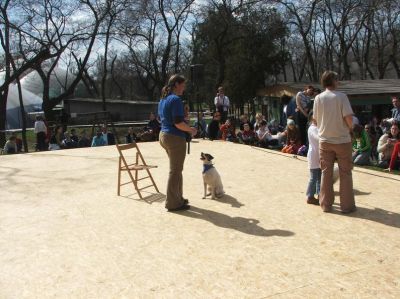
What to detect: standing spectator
<box><xmin>306</xmin><ymin>116</ymin><xmax>321</xmax><ymax>205</ymax></box>
<box><xmin>125</xmin><ymin>127</ymin><xmax>137</xmax><ymax>144</ymax></box>
<box><xmin>220</xmin><ymin>118</ymin><xmax>236</xmax><ymax>142</ymax></box>
<box><xmin>92</xmin><ymin>129</ymin><xmax>107</xmax><ymax>147</ymax></box>
<box><xmin>280</xmin><ymin>95</ymin><xmax>296</xmax><ymax>127</ymax></box>
<box><xmin>214</xmin><ymin>86</ymin><xmax>230</xmax><ymax>123</ymax></box>
<box><xmin>386</xmin><ymin>96</ymin><xmax>400</xmax><ymax>124</ymax></box>
<box><xmin>101</xmin><ymin>125</ymin><xmax>115</xmax><ymax>145</ymax></box>
<box><xmin>49</xmin><ymin>125</ymin><xmax>64</xmax><ymax>151</ymax></box>
<box><xmin>377</xmin><ymin>123</ymin><xmax>400</xmax><ymax>168</ymax></box>
<box><xmin>207</xmin><ymin>112</ymin><xmax>221</xmax><ymax>140</ymax></box>
<box><xmin>34</xmin><ymin>115</ymin><xmax>47</xmax><ymax>151</ymax></box>
<box><xmin>313</xmin><ymin>71</ymin><xmax>356</xmax><ymax>214</ymax></box>
<box><xmin>193</xmin><ymin>113</ymin><xmax>207</xmax><ymax>138</ymax></box>
<box><xmin>295</xmin><ymin>85</ymin><xmax>315</xmax><ymax>145</ymax></box>
<box><xmin>78</xmin><ymin>130</ymin><xmax>91</xmax><ymax>148</ymax></box>
<box><xmin>281</xmin><ymin>119</ymin><xmax>301</xmax><ymax>154</ymax></box>
<box><xmin>238</xmin><ymin>123</ymin><xmax>256</xmax><ymax>145</ymax></box>
<box><xmin>352</xmin><ymin>124</ymin><xmax>371</xmax><ymax>165</ymax></box>
<box><xmin>387</xmin><ymin>141</ymin><xmax>400</xmax><ymax>172</ymax></box>
<box><xmin>3</xmin><ymin>136</ymin><xmax>17</xmax><ymax>154</ymax></box>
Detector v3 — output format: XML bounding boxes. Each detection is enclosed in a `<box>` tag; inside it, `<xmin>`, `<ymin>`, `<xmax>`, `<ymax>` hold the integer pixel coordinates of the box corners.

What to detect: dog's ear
<box><xmin>207</xmin><ymin>154</ymin><xmax>214</xmax><ymax>160</ymax></box>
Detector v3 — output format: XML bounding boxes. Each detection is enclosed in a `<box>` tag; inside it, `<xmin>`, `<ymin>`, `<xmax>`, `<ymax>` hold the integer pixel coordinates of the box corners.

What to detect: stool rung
<box><xmin>138</xmin><ymin>184</ymin><xmax>155</xmax><ymax>191</ymax></box>
<box><xmin>137</xmin><ymin>176</ymin><xmax>150</xmax><ymax>181</ymax></box>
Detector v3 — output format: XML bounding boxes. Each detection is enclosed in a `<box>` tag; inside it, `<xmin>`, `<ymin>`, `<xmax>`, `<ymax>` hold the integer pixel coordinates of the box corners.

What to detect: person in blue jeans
<box><xmin>306</xmin><ymin>115</ymin><xmax>321</xmax><ymax>205</ymax></box>
<box><xmin>158</xmin><ymin>75</ymin><xmax>197</xmax><ymax>212</ymax></box>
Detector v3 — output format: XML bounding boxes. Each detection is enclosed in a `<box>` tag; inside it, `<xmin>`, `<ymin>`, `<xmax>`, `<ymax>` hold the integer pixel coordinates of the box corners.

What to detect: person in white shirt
<box><xmin>256</xmin><ymin>120</ymin><xmax>279</xmax><ymax>147</ymax></box>
<box><xmin>306</xmin><ymin>116</ymin><xmax>321</xmax><ymax>205</ymax></box>
<box><xmin>34</xmin><ymin>115</ymin><xmax>47</xmax><ymax>151</ymax></box>
<box><xmin>214</xmin><ymin>86</ymin><xmax>230</xmax><ymax>123</ymax></box>
<box><xmin>313</xmin><ymin>70</ymin><xmax>356</xmax><ymax>214</ymax></box>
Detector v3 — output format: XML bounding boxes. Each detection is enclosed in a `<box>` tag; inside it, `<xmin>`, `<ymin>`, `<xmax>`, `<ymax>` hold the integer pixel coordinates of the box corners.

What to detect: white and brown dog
<box><xmin>201</xmin><ymin>152</ymin><xmax>225</xmax><ymax>199</ymax></box>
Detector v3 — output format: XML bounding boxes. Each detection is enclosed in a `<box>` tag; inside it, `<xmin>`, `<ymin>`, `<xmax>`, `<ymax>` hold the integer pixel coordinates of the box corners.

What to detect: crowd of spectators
<box><xmin>2</xmin><ymin>94</ymin><xmax>399</xmax><ymax>173</ymax></box>
<box><xmin>2</xmin><ymin>113</ymin><xmax>161</xmax><ymax>154</ymax></box>
<box><xmin>191</xmin><ymin>91</ymin><xmax>400</xmax><ymax>173</ymax></box>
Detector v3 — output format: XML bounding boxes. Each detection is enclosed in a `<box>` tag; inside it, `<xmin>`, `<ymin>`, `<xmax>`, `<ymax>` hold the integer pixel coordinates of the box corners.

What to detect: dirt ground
<box><xmin>0</xmin><ymin>140</ymin><xmax>399</xmax><ymax>298</ymax></box>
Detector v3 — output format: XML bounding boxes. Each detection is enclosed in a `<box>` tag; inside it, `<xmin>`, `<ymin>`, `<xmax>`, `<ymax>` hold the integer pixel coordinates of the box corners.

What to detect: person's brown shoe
<box><xmin>341</xmin><ymin>206</ymin><xmax>357</xmax><ymax>214</ymax></box>
<box><xmin>321</xmin><ymin>205</ymin><xmax>332</xmax><ymax>213</ymax></box>
<box><xmin>307</xmin><ymin>197</ymin><xmax>320</xmax><ymax>205</ymax></box>
<box><xmin>167</xmin><ymin>204</ymin><xmax>190</xmax><ymax>212</ymax></box>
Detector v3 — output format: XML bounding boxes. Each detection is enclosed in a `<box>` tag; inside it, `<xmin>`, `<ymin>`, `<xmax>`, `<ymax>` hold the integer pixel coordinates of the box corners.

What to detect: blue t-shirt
<box><xmin>158</xmin><ymin>94</ymin><xmax>186</xmax><ymax>139</ymax></box>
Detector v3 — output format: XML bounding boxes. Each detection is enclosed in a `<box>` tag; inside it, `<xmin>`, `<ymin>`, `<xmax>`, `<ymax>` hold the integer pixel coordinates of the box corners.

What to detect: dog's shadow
<box><xmin>177</xmin><ymin>206</ymin><xmax>294</xmax><ymax>237</ymax></box>
<box><xmin>211</xmin><ymin>194</ymin><xmax>244</xmax><ymax>208</ymax></box>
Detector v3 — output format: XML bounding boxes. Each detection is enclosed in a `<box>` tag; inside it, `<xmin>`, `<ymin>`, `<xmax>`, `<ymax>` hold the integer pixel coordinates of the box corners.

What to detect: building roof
<box><xmin>65</xmin><ymin>98</ymin><xmax>158</xmax><ymax>105</ymax></box>
<box><xmin>258</xmin><ymin>79</ymin><xmax>400</xmax><ymax>98</ymax></box>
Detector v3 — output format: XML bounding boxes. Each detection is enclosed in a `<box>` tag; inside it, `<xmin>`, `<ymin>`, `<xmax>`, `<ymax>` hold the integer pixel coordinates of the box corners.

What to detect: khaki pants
<box><xmin>320</xmin><ymin>142</ymin><xmax>355</xmax><ymax>212</ymax></box>
<box><xmin>159</xmin><ymin>132</ymin><xmax>187</xmax><ymax>209</ymax></box>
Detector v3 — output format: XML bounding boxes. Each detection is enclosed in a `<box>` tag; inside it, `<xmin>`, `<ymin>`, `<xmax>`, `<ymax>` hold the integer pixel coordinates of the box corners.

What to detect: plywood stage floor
<box><xmin>0</xmin><ymin>140</ymin><xmax>399</xmax><ymax>298</ymax></box>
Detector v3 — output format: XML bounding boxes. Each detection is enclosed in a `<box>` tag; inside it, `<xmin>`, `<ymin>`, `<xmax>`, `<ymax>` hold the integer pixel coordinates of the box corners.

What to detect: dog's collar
<box><xmin>203</xmin><ymin>164</ymin><xmax>214</xmax><ymax>173</ymax></box>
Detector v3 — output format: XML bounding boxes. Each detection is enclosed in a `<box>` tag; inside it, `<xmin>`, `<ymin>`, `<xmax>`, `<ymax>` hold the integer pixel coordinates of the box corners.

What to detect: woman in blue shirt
<box><xmin>158</xmin><ymin>75</ymin><xmax>197</xmax><ymax>211</ymax></box>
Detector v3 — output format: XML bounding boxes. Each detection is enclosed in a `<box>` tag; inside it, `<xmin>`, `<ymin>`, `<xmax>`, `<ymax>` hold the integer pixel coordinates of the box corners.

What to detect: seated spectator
<box><xmin>268</xmin><ymin>119</ymin><xmax>283</xmax><ymax>135</ymax></box>
<box><xmin>387</xmin><ymin>141</ymin><xmax>400</xmax><ymax>172</ymax></box>
<box><xmin>207</xmin><ymin>112</ymin><xmax>221</xmax><ymax>140</ymax></box>
<box><xmin>239</xmin><ymin>123</ymin><xmax>256</xmax><ymax>145</ymax></box>
<box><xmin>11</xmin><ymin>132</ymin><xmax>23</xmax><ymax>152</ymax></box>
<box><xmin>253</xmin><ymin>113</ymin><xmax>265</xmax><ymax>131</ymax></box>
<box><xmin>49</xmin><ymin>125</ymin><xmax>64</xmax><ymax>151</ymax></box>
<box><xmin>365</xmin><ymin>124</ymin><xmax>378</xmax><ymax>160</ymax></box>
<box><xmin>281</xmin><ymin>119</ymin><xmax>301</xmax><ymax>154</ymax></box>
<box><xmin>78</xmin><ymin>130</ymin><xmax>91</xmax><ymax>148</ymax></box>
<box><xmin>256</xmin><ymin>120</ymin><xmax>279</xmax><ymax>148</ymax></box>
<box><xmin>193</xmin><ymin>113</ymin><xmax>207</xmax><ymax>138</ymax></box>
<box><xmin>92</xmin><ymin>129</ymin><xmax>107</xmax><ymax>147</ymax></box>
<box><xmin>3</xmin><ymin>136</ymin><xmax>17</xmax><ymax>154</ymax></box>
<box><xmin>239</xmin><ymin>114</ymin><xmax>254</xmax><ymax>131</ymax></box>
<box><xmin>352</xmin><ymin>124</ymin><xmax>371</xmax><ymax>165</ymax></box>
<box><xmin>70</xmin><ymin>129</ymin><xmax>79</xmax><ymax>143</ymax></box>
<box><xmin>220</xmin><ymin>119</ymin><xmax>237</xmax><ymax>142</ymax></box>
<box><xmin>62</xmin><ymin>131</ymin><xmax>78</xmax><ymax>149</ymax></box>
<box><xmin>101</xmin><ymin>125</ymin><xmax>115</xmax><ymax>145</ymax></box>
<box><xmin>377</xmin><ymin>123</ymin><xmax>400</xmax><ymax>168</ymax></box>
<box><xmin>125</xmin><ymin>127</ymin><xmax>137</xmax><ymax>144</ymax></box>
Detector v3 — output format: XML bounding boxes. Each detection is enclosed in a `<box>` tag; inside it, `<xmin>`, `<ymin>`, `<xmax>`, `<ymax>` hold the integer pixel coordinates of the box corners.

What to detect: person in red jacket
<box><xmin>220</xmin><ymin>119</ymin><xmax>236</xmax><ymax>142</ymax></box>
<box><xmin>387</xmin><ymin>141</ymin><xmax>400</xmax><ymax>172</ymax></box>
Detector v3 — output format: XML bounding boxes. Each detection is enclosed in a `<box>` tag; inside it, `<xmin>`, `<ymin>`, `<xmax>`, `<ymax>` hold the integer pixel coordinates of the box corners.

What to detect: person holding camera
<box><xmin>158</xmin><ymin>75</ymin><xmax>197</xmax><ymax>212</ymax></box>
<box><xmin>214</xmin><ymin>86</ymin><xmax>230</xmax><ymax>124</ymax></box>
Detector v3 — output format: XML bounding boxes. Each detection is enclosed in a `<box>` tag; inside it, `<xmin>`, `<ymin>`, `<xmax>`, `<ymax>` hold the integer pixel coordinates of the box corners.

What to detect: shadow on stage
<box><xmin>175</xmin><ymin>205</ymin><xmax>294</xmax><ymax>237</ymax></box>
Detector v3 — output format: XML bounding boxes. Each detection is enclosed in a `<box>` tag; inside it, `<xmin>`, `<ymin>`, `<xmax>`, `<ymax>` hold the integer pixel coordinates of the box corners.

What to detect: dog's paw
<box><xmin>202</xmin><ymin>196</ymin><xmax>206</xmax><ymax>199</ymax></box>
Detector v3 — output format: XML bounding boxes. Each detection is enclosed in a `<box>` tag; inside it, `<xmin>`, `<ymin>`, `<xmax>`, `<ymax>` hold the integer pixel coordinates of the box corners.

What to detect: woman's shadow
<box><xmin>175</xmin><ymin>206</ymin><xmax>294</xmax><ymax>237</ymax></box>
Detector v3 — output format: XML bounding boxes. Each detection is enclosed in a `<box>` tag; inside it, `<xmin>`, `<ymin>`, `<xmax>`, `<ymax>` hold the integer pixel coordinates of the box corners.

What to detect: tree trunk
<box><xmin>0</xmin><ymin>91</ymin><xmax>8</xmax><ymax>147</ymax></box>
<box><xmin>15</xmin><ymin>78</ymin><xmax>28</xmax><ymax>152</ymax></box>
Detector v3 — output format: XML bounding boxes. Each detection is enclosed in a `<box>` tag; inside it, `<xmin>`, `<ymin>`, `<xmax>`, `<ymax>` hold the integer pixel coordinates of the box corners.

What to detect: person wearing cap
<box><xmin>281</xmin><ymin>119</ymin><xmax>301</xmax><ymax>154</ymax></box>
